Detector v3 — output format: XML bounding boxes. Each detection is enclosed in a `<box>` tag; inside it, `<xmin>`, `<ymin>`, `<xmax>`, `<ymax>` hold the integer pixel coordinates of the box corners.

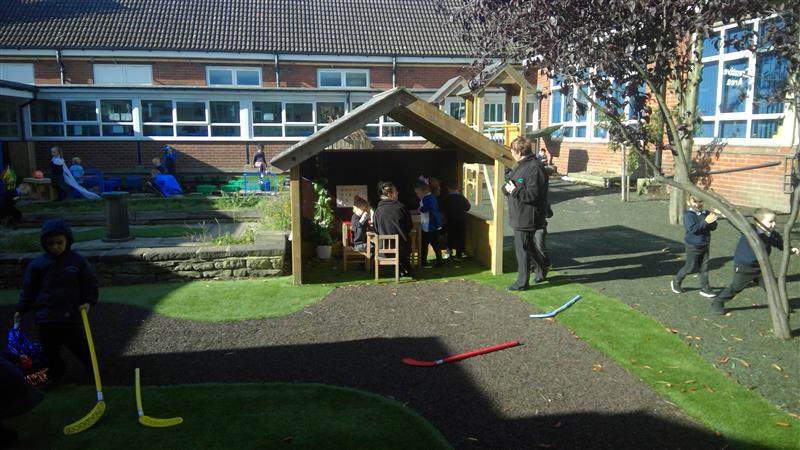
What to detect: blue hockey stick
<box><xmin>529</xmin><ymin>295</ymin><xmax>582</xmax><ymax>318</ymax></box>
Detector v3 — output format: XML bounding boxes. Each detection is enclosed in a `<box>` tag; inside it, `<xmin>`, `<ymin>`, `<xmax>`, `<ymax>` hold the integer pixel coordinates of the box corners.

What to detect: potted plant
<box><xmin>312</xmin><ymin>181</ymin><xmax>334</xmax><ymax>259</ymax></box>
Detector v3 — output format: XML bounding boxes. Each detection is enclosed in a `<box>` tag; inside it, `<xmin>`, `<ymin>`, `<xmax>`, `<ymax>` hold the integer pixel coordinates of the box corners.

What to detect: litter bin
<box><xmin>102</xmin><ymin>191</ymin><xmax>133</xmax><ymax>242</ymax></box>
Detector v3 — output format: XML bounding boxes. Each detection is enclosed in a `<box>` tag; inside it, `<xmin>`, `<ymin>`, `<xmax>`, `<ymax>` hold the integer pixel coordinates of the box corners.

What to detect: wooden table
<box><xmin>23</xmin><ymin>177</ymin><xmax>56</xmax><ymax>201</ymax></box>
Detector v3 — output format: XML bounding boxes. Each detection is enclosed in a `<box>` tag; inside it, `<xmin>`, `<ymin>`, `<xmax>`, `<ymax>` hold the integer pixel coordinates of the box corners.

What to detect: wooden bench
<box><xmin>23</xmin><ymin>177</ymin><xmax>55</xmax><ymax>201</ymax></box>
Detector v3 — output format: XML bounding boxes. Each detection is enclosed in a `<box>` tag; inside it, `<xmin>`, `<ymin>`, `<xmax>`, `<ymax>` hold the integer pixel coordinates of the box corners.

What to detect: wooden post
<box><xmin>464</xmin><ymin>97</ymin><xmax>474</xmax><ymax>127</ymax></box>
<box><xmin>518</xmin><ymin>86</ymin><xmax>527</xmax><ymax>140</ymax></box>
<box><xmin>504</xmin><ymin>90</ymin><xmax>514</xmax><ymax>145</ymax></box>
<box><xmin>491</xmin><ymin>162</ymin><xmax>505</xmax><ymax>275</ymax></box>
<box><xmin>290</xmin><ymin>165</ymin><xmax>303</xmax><ymax>285</ymax></box>
<box><xmin>621</xmin><ymin>144</ymin><xmax>629</xmax><ymax>202</ymax></box>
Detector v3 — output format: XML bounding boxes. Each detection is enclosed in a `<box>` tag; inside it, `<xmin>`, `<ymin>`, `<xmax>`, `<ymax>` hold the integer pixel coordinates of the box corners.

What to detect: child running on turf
<box><xmin>671</xmin><ymin>195</ymin><xmax>718</xmax><ymax>298</ymax></box>
<box><xmin>350</xmin><ymin>195</ymin><xmax>372</xmax><ymax>252</ymax></box>
<box><xmin>439</xmin><ymin>179</ymin><xmax>471</xmax><ymax>260</ymax></box>
<box><xmin>414</xmin><ymin>180</ymin><xmax>444</xmax><ymax>268</ymax></box>
<box><xmin>13</xmin><ymin>219</ymin><xmax>99</xmax><ymax>384</ymax></box>
<box><xmin>711</xmin><ymin>208</ymin><xmax>800</xmax><ymax>315</ymax></box>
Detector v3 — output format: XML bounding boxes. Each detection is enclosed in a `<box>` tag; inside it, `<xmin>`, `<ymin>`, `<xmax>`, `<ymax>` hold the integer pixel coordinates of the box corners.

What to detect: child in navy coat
<box><xmin>671</xmin><ymin>195</ymin><xmax>718</xmax><ymax>297</ymax></box>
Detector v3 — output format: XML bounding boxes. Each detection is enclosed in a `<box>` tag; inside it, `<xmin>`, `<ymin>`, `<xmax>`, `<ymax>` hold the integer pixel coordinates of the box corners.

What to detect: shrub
<box><xmin>259</xmin><ymin>194</ymin><xmax>291</xmax><ymax>231</ymax></box>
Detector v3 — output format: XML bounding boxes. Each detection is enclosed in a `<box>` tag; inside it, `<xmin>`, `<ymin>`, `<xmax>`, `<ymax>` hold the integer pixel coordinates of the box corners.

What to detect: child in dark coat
<box><xmin>712</xmin><ymin>208</ymin><xmax>799</xmax><ymax>315</ymax></box>
<box><xmin>373</xmin><ymin>181</ymin><xmax>414</xmax><ymax>276</ymax></box>
<box><xmin>350</xmin><ymin>195</ymin><xmax>371</xmax><ymax>251</ymax></box>
<box><xmin>440</xmin><ymin>179</ymin><xmax>471</xmax><ymax>260</ymax></box>
<box><xmin>0</xmin><ymin>183</ymin><xmax>30</xmax><ymax>226</ymax></box>
<box><xmin>671</xmin><ymin>195</ymin><xmax>718</xmax><ymax>297</ymax></box>
<box><xmin>415</xmin><ymin>180</ymin><xmax>444</xmax><ymax>267</ymax></box>
<box><xmin>163</xmin><ymin>145</ymin><xmax>177</xmax><ymax>176</ymax></box>
<box><xmin>13</xmin><ymin>219</ymin><xmax>99</xmax><ymax>383</ymax></box>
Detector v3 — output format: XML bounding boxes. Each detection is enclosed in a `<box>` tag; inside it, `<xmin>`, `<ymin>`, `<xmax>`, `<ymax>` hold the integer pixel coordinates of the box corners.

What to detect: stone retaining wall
<box><xmin>0</xmin><ymin>237</ymin><xmax>287</xmax><ymax>288</ymax></box>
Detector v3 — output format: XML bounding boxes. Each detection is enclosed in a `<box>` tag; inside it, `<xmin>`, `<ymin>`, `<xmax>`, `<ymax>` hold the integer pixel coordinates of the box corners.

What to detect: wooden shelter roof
<box><xmin>270</xmin><ymin>87</ymin><xmax>514</xmax><ymax>171</ymax></box>
<box><xmin>427</xmin><ymin>76</ymin><xmax>469</xmax><ymax>105</ymax></box>
<box><xmin>457</xmin><ymin>62</ymin><xmax>536</xmax><ymax>97</ymax></box>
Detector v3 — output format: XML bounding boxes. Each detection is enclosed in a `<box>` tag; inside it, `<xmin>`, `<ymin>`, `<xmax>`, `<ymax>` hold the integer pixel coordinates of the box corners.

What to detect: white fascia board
<box><xmin>0</xmin><ymin>86</ymin><xmax>34</xmax><ymax>98</ymax></box>
<box><xmin>0</xmin><ymin>49</ymin><xmax>478</xmax><ymax>65</ymax></box>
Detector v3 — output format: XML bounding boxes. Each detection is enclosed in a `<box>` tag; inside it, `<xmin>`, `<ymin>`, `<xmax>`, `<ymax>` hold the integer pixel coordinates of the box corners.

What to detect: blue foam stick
<box><xmin>529</xmin><ymin>295</ymin><xmax>582</xmax><ymax>318</ymax></box>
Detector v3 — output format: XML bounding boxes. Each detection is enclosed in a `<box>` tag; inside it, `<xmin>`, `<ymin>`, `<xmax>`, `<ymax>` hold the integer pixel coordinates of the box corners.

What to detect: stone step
<box><xmin>18</xmin><ymin>209</ymin><xmax>261</xmax><ymax>227</ymax></box>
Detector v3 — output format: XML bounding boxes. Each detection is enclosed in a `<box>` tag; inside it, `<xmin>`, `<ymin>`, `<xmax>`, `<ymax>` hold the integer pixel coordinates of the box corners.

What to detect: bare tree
<box><xmin>439</xmin><ymin>0</ymin><xmax>800</xmax><ymax>338</ymax></box>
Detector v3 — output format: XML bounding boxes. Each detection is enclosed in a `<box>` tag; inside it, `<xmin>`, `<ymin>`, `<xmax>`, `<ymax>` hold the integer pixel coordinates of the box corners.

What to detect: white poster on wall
<box><xmin>336</xmin><ymin>185</ymin><xmax>368</xmax><ymax>208</ymax></box>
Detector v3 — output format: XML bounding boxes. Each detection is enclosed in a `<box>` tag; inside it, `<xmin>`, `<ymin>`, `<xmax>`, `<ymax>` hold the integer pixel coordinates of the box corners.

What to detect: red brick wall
<box><xmin>371</xmin><ymin>66</ymin><xmax>393</xmax><ymax>89</ymax></box>
<box><xmin>280</xmin><ymin>65</ymin><xmax>317</xmax><ymax>88</ymax></box>
<box><xmin>63</xmin><ymin>60</ymin><xmax>93</xmax><ymax>84</ymax></box>
<box><xmin>34</xmin><ymin>61</ymin><xmax>60</xmax><ymax>84</ymax></box>
<box><xmin>152</xmin><ymin>62</ymin><xmax>206</xmax><ymax>86</ymax></box>
<box><xmin>396</xmin><ymin>65</ymin><xmax>467</xmax><ymax>89</ymax></box>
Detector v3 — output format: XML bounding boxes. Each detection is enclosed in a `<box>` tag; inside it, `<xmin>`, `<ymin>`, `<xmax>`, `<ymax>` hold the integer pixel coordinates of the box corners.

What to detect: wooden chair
<box><xmin>374</xmin><ymin>234</ymin><xmax>400</xmax><ymax>283</ymax></box>
<box><xmin>342</xmin><ymin>222</ymin><xmax>372</xmax><ymax>272</ymax></box>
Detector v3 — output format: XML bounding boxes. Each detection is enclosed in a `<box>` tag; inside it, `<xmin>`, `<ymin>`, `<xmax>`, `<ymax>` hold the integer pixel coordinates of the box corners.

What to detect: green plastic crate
<box><xmin>196</xmin><ymin>184</ymin><xmax>217</xmax><ymax>194</ymax></box>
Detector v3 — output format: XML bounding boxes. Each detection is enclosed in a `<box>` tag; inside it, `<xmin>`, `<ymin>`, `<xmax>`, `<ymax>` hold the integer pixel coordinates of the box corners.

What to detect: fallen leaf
<box><xmin>694</xmin><ymin>336</ymin><xmax>702</xmax><ymax>341</ymax></box>
<box><xmin>717</xmin><ymin>356</ymin><xmax>730</xmax><ymax>364</ymax></box>
<box><xmin>641</xmin><ymin>365</ymin><xmax>652</xmax><ymax>369</ymax></box>
<box><xmin>538</xmin><ymin>444</ymin><xmax>553</xmax><ymax>449</ymax></box>
<box><xmin>787</xmin><ymin>412</ymin><xmax>800</xmax><ymax>420</ymax></box>
<box><xmin>684</xmin><ymin>380</ymin><xmax>696</xmax><ymax>384</ymax></box>
<box><xmin>452</xmin><ymin>310</ymin><xmax>464</xmax><ymax>314</ymax></box>
<box><xmin>757</xmin><ymin>330</ymin><xmax>765</xmax><ymax>337</ymax></box>
<box><xmin>705</xmin><ymin>387</ymin><xmax>716</xmax><ymax>393</ymax></box>
<box><xmin>731</xmin><ymin>357</ymin><xmax>750</xmax><ymax>367</ymax></box>
<box><xmin>688</xmin><ymin>386</ymin><xmax>698</xmax><ymax>392</ymax></box>
<box><xmin>772</xmin><ymin>363</ymin><xmax>783</xmax><ymax>372</ymax></box>
<box><xmin>666</xmin><ymin>327</ymin><xmax>679</xmax><ymax>334</ymax></box>
<box><xmin>732</xmin><ymin>336</ymin><xmax>744</xmax><ymax>341</ymax></box>
<box><xmin>281</xmin><ymin>436</ymin><xmax>293</xmax><ymax>443</ymax></box>
<box><xmin>657</xmin><ymin>381</ymin><xmax>673</xmax><ymax>388</ymax></box>
<box><xmin>466</xmin><ymin>437</ymin><xmax>479</xmax><ymax>442</ymax></box>
<box><xmin>776</xmin><ymin>421</ymin><xmax>790</xmax><ymax>428</ymax></box>
<box><xmin>686</xmin><ymin>335</ymin><xmax>695</xmax><ymax>340</ymax></box>
<box><xmin>553</xmin><ymin>421</ymin><xmax>562</xmax><ymax>428</ymax></box>
<box><xmin>592</xmin><ymin>363</ymin><xmax>603</xmax><ymax>372</ymax></box>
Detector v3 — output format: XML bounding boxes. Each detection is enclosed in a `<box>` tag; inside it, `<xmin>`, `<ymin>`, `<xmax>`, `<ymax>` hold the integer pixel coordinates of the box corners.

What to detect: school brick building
<box><xmin>0</xmin><ymin>1</ymin><xmax>795</xmax><ymax>211</ymax></box>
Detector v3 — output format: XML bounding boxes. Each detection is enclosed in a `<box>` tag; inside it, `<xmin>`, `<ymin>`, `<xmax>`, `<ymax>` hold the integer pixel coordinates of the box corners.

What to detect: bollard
<box><xmin>102</xmin><ymin>191</ymin><xmax>133</xmax><ymax>242</ymax></box>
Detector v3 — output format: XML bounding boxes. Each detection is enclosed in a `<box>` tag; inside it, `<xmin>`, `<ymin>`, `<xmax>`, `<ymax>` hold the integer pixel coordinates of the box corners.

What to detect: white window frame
<box><xmin>93</xmin><ymin>64</ymin><xmax>152</xmax><ymax>85</ymax></box>
<box><xmin>99</xmin><ymin>99</ymin><xmax>135</xmax><ymax>137</ymax></box>
<box><xmin>444</xmin><ymin>97</ymin><xmax>466</xmax><ymax>122</ymax></box>
<box><xmin>550</xmin><ymin>81</ymin><xmax>592</xmax><ymax>140</ymax></box>
<box><xmin>317</xmin><ymin>69</ymin><xmax>370</xmax><ymax>89</ymax></box>
<box><xmin>206</xmin><ymin>66</ymin><xmax>262</xmax><ymax>87</ymax></box>
<box><xmin>29</xmin><ymin>99</ymin><xmax>65</xmax><ymax>138</ymax></box>
<box><xmin>64</xmin><ymin>99</ymin><xmax>100</xmax><ymax>137</ymax></box>
<box><xmin>0</xmin><ymin>63</ymin><xmax>34</xmax><ymax>85</ymax></box>
<box><xmin>141</xmin><ymin>99</ymin><xmax>177</xmax><ymax>137</ymax></box>
<box><xmin>695</xmin><ymin>17</ymin><xmax>792</xmax><ymax>146</ymax></box>
<box><xmin>209</xmin><ymin>100</ymin><xmax>242</xmax><ymax>137</ymax></box>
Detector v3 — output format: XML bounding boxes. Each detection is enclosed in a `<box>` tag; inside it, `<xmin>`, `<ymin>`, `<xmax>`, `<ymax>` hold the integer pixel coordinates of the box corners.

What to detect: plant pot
<box><xmin>316</xmin><ymin>245</ymin><xmax>332</xmax><ymax>260</ymax></box>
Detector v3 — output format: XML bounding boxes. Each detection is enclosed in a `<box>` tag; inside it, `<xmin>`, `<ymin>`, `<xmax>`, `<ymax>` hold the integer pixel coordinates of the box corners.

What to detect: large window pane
<box><xmin>753</xmin><ymin>53</ymin><xmax>786</xmax><ymax>114</ymax></box>
<box><xmin>383</xmin><ymin>125</ymin><xmax>411</xmax><ymax>137</ymax></box>
<box><xmin>253</xmin><ymin>102</ymin><xmax>282</xmax><ymax>124</ymax></box>
<box><xmin>236</xmin><ymin>70</ymin><xmax>260</xmax><ymax>86</ymax></box>
<box><xmin>143</xmin><ymin>125</ymin><xmax>174</xmax><ymax>136</ymax></box>
<box><xmin>319</xmin><ymin>71</ymin><xmax>341</xmax><ymax>87</ymax></box>
<box><xmin>702</xmin><ymin>33</ymin><xmax>721</xmax><ymax>57</ymax></box>
<box><xmin>67</xmin><ymin>124</ymin><xmax>100</xmax><ymax>137</ymax></box>
<box><xmin>66</xmin><ymin>101</ymin><xmax>97</xmax><ymax>121</ymax></box>
<box><xmin>721</xmin><ymin>59</ymin><xmax>749</xmax><ymax>113</ymax></box>
<box><xmin>751</xmin><ymin>119</ymin><xmax>781</xmax><ymax>139</ymax></box>
<box><xmin>286</xmin><ymin>103</ymin><xmax>313</xmax><ymax>122</ymax></box>
<box><xmin>694</xmin><ymin>122</ymin><xmax>715</xmax><ymax>138</ymax></box>
<box><xmin>448</xmin><ymin>102</ymin><xmax>465</xmax><ymax>121</ymax></box>
<box><xmin>177</xmin><ymin>125</ymin><xmax>208</xmax><ymax>136</ymax></box>
<box><xmin>142</xmin><ymin>100</ymin><xmax>173</xmax><ymax>122</ymax></box>
<box><xmin>576</xmin><ymin>86</ymin><xmax>588</xmax><ymax>123</ymax></box>
<box><xmin>550</xmin><ymin>90</ymin><xmax>563</xmax><ymax>124</ymax></box>
<box><xmin>345</xmin><ymin>72</ymin><xmax>367</xmax><ymax>87</ymax></box>
<box><xmin>100</xmin><ymin>100</ymin><xmax>133</xmax><ymax>122</ymax></box>
<box><xmin>0</xmin><ymin>102</ymin><xmax>17</xmax><ymax>123</ymax></box>
<box><xmin>316</xmin><ymin>102</ymin><xmax>344</xmax><ymax>124</ymax></box>
<box><xmin>525</xmin><ymin>102</ymin><xmax>535</xmax><ymax>123</ymax></box>
<box><xmin>30</xmin><ymin>100</ymin><xmax>62</xmax><ymax>122</ymax></box>
<box><xmin>698</xmin><ymin>63</ymin><xmax>719</xmax><ymax>116</ymax></box>
<box><xmin>210</xmin><ymin>101</ymin><xmax>239</xmax><ymax>123</ymax></box>
<box><xmin>176</xmin><ymin>102</ymin><xmax>206</xmax><ymax>122</ymax></box>
<box><xmin>758</xmin><ymin>17</ymin><xmax>786</xmax><ymax>50</ymax></box>
<box><xmin>719</xmin><ymin>120</ymin><xmax>747</xmax><ymax>138</ymax></box>
<box><xmin>0</xmin><ymin>125</ymin><xmax>18</xmax><ymax>137</ymax></box>
<box><xmin>208</xmin><ymin>69</ymin><xmax>233</xmax><ymax>85</ymax></box>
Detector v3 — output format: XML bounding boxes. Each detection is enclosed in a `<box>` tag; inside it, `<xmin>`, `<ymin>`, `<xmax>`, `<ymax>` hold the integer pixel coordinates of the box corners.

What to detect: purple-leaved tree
<box><xmin>438</xmin><ymin>0</ymin><xmax>800</xmax><ymax>338</ymax></box>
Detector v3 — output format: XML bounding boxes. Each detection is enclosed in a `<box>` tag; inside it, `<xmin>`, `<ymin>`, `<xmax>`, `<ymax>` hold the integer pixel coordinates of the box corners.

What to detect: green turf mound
<box><xmin>7</xmin><ymin>383</ymin><xmax>452</xmax><ymax>450</ymax></box>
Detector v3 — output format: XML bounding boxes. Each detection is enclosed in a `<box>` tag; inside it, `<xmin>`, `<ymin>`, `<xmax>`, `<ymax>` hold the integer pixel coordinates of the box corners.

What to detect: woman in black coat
<box><xmin>373</xmin><ymin>181</ymin><xmax>414</xmax><ymax>276</ymax></box>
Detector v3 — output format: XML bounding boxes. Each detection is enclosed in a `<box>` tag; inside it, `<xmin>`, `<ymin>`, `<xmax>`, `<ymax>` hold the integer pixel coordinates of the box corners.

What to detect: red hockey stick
<box><xmin>402</xmin><ymin>341</ymin><xmax>521</xmax><ymax>367</ymax></box>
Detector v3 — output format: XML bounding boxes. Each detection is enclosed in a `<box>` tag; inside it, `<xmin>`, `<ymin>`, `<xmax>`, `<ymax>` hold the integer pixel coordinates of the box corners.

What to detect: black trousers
<box><xmin>513</xmin><ymin>229</ymin><xmax>546</xmax><ymax>288</ymax></box>
<box><xmin>446</xmin><ymin>223</ymin><xmax>466</xmax><ymax>258</ymax></box>
<box><xmin>533</xmin><ymin>226</ymin><xmax>550</xmax><ymax>268</ymax></box>
<box><xmin>38</xmin><ymin>323</ymin><xmax>91</xmax><ymax>381</ymax></box>
<box><xmin>421</xmin><ymin>229</ymin><xmax>443</xmax><ymax>264</ymax></box>
<box><xmin>674</xmin><ymin>244</ymin><xmax>710</xmax><ymax>290</ymax></box>
<box><xmin>0</xmin><ymin>206</ymin><xmax>22</xmax><ymax>224</ymax></box>
<box><xmin>53</xmin><ymin>175</ymin><xmax>67</xmax><ymax>201</ymax></box>
<box><xmin>717</xmin><ymin>265</ymin><xmax>762</xmax><ymax>303</ymax></box>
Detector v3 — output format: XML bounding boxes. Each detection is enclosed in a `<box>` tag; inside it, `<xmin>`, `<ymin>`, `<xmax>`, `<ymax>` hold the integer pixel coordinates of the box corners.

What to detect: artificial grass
<box><xmin>0</xmin><ymin>226</ymin><xmax>200</xmax><ymax>253</ymax></box>
<box><xmin>465</xmin><ymin>270</ymin><xmax>800</xmax><ymax>450</ymax></box>
<box><xmin>6</xmin><ymin>383</ymin><xmax>451</xmax><ymax>450</ymax></box>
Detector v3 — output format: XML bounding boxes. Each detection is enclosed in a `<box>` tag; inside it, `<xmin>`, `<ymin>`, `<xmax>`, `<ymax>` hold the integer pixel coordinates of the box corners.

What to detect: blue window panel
<box><xmin>562</xmin><ymin>127</ymin><xmax>573</xmax><ymax>138</ymax></box>
<box><xmin>721</xmin><ymin>59</ymin><xmax>749</xmax><ymax>113</ymax></box>
<box><xmin>551</xmin><ymin>90</ymin><xmax>563</xmax><ymax>124</ymax></box>
<box><xmin>698</xmin><ymin>63</ymin><xmax>719</xmax><ymax>116</ymax></box>
<box><xmin>753</xmin><ymin>53</ymin><xmax>787</xmax><ymax>114</ymax></box>
<box><xmin>702</xmin><ymin>33</ymin><xmax>721</xmax><ymax>57</ymax></box>
<box><xmin>724</xmin><ymin>26</ymin><xmax>752</xmax><ymax>53</ymax></box>
<box><xmin>719</xmin><ymin>121</ymin><xmax>747</xmax><ymax>138</ymax></box>
<box><xmin>694</xmin><ymin>122</ymin><xmax>714</xmax><ymax>138</ymax></box>
<box><xmin>627</xmin><ymin>83</ymin><xmax>647</xmax><ymax>120</ymax></box>
<box><xmin>563</xmin><ymin>88</ymin><xmax>573</xmax><ymax>122</ymax></box>
<box><xmin>575</xmin><ymin>86</ymin><xmax>588</xmax><ymax>123</ymax></box>
<box><xmin>574</xmin><ymin>126</ymin><xmax>587</xmax><ymax>138</ymax></box>
<box><xmin>751</xmin><ymin>119</ymin><xmax>781</xmax><ymax>139</ymax></box>
<box><xmin>757</xmin><ymin>17</ymin><xmax>786</xmax><ymax>50</ymax></box>
<box><xmin>594</xmin><ymin>126</ymin><xmax>607</xmax><ymax>139</ymax></box>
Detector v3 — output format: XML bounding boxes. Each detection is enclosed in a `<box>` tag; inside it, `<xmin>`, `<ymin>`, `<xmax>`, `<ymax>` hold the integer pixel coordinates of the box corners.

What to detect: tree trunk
<box><xmin>778</xmin><ymin>162</ymin><xmax>800</xmax><ymax>315</ymax></box>
<box><xmin>669</xmin><ymin>179</ymin><xmax>685</xmax><ymax>224</ymax></box>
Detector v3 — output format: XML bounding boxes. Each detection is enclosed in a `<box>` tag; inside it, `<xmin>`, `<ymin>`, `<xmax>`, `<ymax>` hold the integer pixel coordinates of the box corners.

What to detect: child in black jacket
<box><xmin>440</xmin><ymin>179</ymin><xmax>471</xmax><ymax>260</ymax></box>
<box><xmin>0</xmin><ymin>183</ymin><xmax>30</xmax><ymax>226</ymax></box>
<box><xmin>712</xmin><ymin>208</ymin><xmax>799</xmax><ymax>315</ymax></box>
<box><xmin>13</xmin><ymin>219</ymin><xmax>99</xmax><ymax>382</ymax></box>
<box><xmin>373</xmin><ymin>181</ymin><xmax>414</xmax><ymax>276</ymax></box>
<box><xmin>671</xmin><ymin>195</ymin><xmax>718</xmax><ymax>297</ymax></box>
<box><xmin>350</xmin><ymin>195</ymin><xmax>371</xmax><ymax>251</ymax></box>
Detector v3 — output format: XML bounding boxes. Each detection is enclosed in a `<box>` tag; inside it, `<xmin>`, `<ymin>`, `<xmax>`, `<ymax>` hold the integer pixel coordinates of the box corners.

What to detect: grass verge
<box><xmin>6</xmin><ymin>383</ymin><xmax>451</xmax><ymax>450</ymax></box>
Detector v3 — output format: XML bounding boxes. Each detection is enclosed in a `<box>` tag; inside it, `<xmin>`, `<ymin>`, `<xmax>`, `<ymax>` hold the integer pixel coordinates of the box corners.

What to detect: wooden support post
<box><xmin>491</xmin><ymin>162</ymin><xmax>505</xmax><ymax>275</ymax></box>
<box><xmin>482</xmin><ymin>163</ymin><xmax>494</xmax><ymax>210</ymax></box>
<box><xmin>504</xmin><ymin>90</ymin><xmax>514</xmax><ymax>145</ymax></box>
<box><xmin>464</xmin><ymin>97</ymin><xmax>474</xmax><ymax>127</ymax></box>
<box><xmin>518</xmin><ymin>86</ymin><xmax>527</xmax><ymax>140</ymax></box>
<box><xmin>290</xmin><ymin>165</ymin><xmax>303</xmax><ymax>285</ymax></box>
<box><xmin>621</xmin><ymin>144</ymin><xmax>629</xmax><ymax>202</ymax></box>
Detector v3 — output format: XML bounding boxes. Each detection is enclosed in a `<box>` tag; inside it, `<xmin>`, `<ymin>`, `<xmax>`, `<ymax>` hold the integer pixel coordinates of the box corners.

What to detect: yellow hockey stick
<box><xmin>135</xmin><ymin>368</ymin><xmax>183</xmax><ymax>428</ymax></box>
<box><xmin>64</xmin><ymin>309</ymin><xmax>105</xmax><ymax>435</ymax></box>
